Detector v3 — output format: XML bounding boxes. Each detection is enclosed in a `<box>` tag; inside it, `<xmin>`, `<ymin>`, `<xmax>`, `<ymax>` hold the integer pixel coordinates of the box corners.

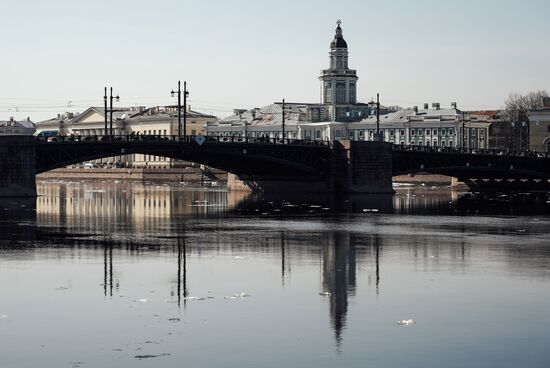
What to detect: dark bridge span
<box><xmin>1</xmin><ymin>135</ymin><xmax>550</xmax><ymax>197</ymax></box>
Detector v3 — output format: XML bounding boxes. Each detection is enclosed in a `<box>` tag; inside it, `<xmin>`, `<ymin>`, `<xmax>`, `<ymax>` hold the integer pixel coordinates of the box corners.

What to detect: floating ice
<box><xmin>233</xmin><ymin>256</ymin><xmax>246</xmax><ymax>260</ymax></box>
<box><xmin>184</xmin><ymin>296</ymin><xmax>205</xmax><ymax>301</ymax></box>
<box><xmin>133</xmin><ymin>298</ymin><xmax>150</xmax><ymax>303</ymax></box>
<box><xmin>397</xmin><ymin>319</ymin><xmax>416</xmax><ymax>326</ymax></box>
<box><xmin>224</xmin><ymin>292</ymin><xmax>250</xmax><ymax>299</ymax></box>
<box><xmin>134</xmin><ymin>353</ymin><xmax>171</xmax><ymax>359</ymax></box>
<box><xmin>319</xmin><ymin>292</ymin><xmax>331</xmax><ymax>296</ymax></box>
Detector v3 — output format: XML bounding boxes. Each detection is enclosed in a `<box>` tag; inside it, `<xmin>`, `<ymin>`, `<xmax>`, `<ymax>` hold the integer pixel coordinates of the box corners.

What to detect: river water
<box><xmin>1</xmin><ymin>181</ymin><xmax>549</xmax><ymax>368</ymax></box>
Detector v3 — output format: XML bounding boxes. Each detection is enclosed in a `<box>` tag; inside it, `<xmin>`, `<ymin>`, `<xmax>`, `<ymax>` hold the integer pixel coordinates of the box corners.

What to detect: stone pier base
<box><xmin>0</xmin><ymin>136</ymin><xmax>36</xmax><ymax>197</ymax></box>
<box><xmin>228</xmin><ymin>141</ymin><xmax>395</xmax><ymax>194</ymax></box>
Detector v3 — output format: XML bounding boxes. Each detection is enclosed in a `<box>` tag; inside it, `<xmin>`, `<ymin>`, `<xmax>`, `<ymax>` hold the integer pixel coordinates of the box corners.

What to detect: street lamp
<box><xmin>171</xmin><ymin>81</ymin><xmax>182</xmax><ymax>140</ymax></box>
<box><xmin>109</xmin><ymin>87</ymin><xmax>120</xmax><ymax>136</ymax></box>
<box><xmin>103</xmin><ymin>87</ymin><xmax>120</xmax><ymax>137</ymax></box>
<box><xmin>171</xmin><ymin>81</ymin><xmax>189</xmax><ymax>141</ymax></box>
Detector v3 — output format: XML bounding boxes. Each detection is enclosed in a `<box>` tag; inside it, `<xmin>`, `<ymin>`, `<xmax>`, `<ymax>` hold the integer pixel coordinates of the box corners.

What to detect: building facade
<box><xmin>206</xmin><ymin>21</ymin><xmax>491</xmax><ymax>148</ymax></box>
<box><xmin>528</xmin><ymin>97</ymin><xmax>550</xmax><ymax>152</ymax></box>
<box><xmin>36</xmin><ymin>106</ymin><xmax>217</xmax><ymax>167</ymax></box>
<box><xmin>0</xmin><ymin>117</ymin><xmax>35</xmax><ymax>135</ymax></box>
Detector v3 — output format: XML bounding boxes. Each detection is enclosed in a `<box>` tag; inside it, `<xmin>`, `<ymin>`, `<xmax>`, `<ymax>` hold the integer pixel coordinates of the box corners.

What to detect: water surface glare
<box><xmin>0</xmin><ymin>181</ymin><xmax>549</xmax><ymax>368</ymax></box>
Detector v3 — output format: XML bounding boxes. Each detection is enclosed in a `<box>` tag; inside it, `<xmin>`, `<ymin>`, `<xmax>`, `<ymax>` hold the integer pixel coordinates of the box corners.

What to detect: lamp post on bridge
<box><xmin>171</xmin><ymin>81</ymin><xmax>182</xmax><ymax>140</ymax></box>
<box><xmin>171</xmin><ymin>81</ymin><xmax>189</xmax><ymax>142</ymax></box>
<box><xmin>103</xmin><ymin>87</ymin><xmax>120</xmax><ymax>137</ymax></box>
<box><xmin>109</xmin><ymin>87</ymin><xmax>120</xmax><ymax>137</ymax></box>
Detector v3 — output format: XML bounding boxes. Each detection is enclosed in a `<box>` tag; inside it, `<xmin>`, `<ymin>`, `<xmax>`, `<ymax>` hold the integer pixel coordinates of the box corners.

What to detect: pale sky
<box><xmin>2</xmin><ymin>0</ymin><xmax>549</xmax><ymax>121</ymax></box>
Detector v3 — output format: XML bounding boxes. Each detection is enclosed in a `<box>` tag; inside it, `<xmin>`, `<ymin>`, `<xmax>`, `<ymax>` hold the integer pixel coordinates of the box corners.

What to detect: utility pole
<box><xmin>462</xmin><ymin>111</ymin><xmax>466</xmax><ymax>149</ymax></box>
<box><xmin>376</xmin><ymin>93</ymin><xmax>380</xmax><ymax>141</ymax></box>
<box><xmin>103</xmin><ymin>87</ymin><xmax>108</xmax><ymax>136</ymax></box>
<box><xmin>109</xmin><ymin>87</ymin><xmax>114</xmax><ymax>136</ymax></box>
<box><xmin>183</xmin><ymin>81</ymin><xmax>189</xmax><ymax>142</ymax></box>
<box><xmin>170</xmin><ymin>81</ymin><xmax>182</xmax><ymax>140</ymax></box>
<box><xmin>282</xmin><ymin>98</ymin><xmax>285</xmax><ymax>143</ymax></box>
<box><xmin>107</xmin><ymin>87</ymin><xmax>120</xmax><ymax>137</ymax></box>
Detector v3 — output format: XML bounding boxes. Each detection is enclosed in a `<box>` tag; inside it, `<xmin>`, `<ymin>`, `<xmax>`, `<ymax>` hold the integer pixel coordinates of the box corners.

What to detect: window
<box><xmin>153</xmin><ymin>130</ymin><xmax>156</xmax><ymax>135</ymax></box>
<box><xmin>390</xmin><ymin>129</ymin><xmax>394</xmax><ymax>136</ymax></box>
<box><xmin>400</xmin><ymin>129</ymin><xmax>405</xmax><ymax>136</ymax></box>
<box><xmin>418</xmin><ymin>130</ymin><xmax>423</xmax><ymax>136</ymax></box>
<box><xmin>449</xmin><ymin>141</ymin><xmax>454</xmax><ymax>148</ymax></box>
<box><xmin>433</xmin><ymin>129</ymin><xmax>438</xmax><ymax>135</ymax></box>
<box><xmin>441</xmin><ymin>128</ymin><xmax>446</xmax><ymax>136</ymax></box>
<box><xmin>449</xmin><ymin>128</ymin><xmax>454</xmax><ymax>135</ymax></box>
<box><xmin>316</xmin><ymin>130</ymin><xmax>321</xmax><ymax>139</ymax></box>
<box><xmin>164</xmin><ymin>129</ymin><xmax>167</xmax><ymax>136</ymax></box>
<box><xmin>418</xmin><ymin>141</ymin><xmax>423</xmax><ymax>146</ymax></box>
<box><xmin>411</xmin><ymin>129</ymin><xmax>416</xmax><ymax>136</ymax></box>
<box><xmin>426</xmin><ymin>129</ymin><xmax>430</xmax><ymax>136</ymax></box>
<box><xmin>426</xmin><ymin>141</ymin><xmax>431</xmax><ymax>147</ymax></box>
<box><xmin>359</xmin><ymin>130</ymin><xmax>364</xmax><ymax>137</ymax></box>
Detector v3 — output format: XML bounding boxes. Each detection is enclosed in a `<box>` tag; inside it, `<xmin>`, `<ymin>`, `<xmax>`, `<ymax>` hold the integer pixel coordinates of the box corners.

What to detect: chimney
<box><xmin>423</xmin><ymin>103</ymin><xmax>429</xmax><ymax>110</ymax></box>
<box><xmin>451</xmin><ymin>102</ymin><xmax>457</xmax><ymax>109</ymax></box>
<box><xmin>432</xmin><ymin>102</ymin><xmax>440</xmax><ymax>110</ymax></box>
<box><xmin>413</xmin><ymin>106</ymin><xmax>418</xmax><ymax>114</ymax></box>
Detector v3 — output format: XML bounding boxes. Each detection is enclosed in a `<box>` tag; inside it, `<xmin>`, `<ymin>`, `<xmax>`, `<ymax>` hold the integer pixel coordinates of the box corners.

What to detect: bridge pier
<box><xmin>0</xmin><ymin>136</ymin><xmax>36</xmax><ymax>197</ymax></box>
<box><xmin>228</xmin><ymin>141</ymin><xmax>395</xmax><ymax>194</ymax></box>
<box><xmin>335</xmin><ymin>140</ymin><xmax>394</xmax><ymax>194</ymax></box>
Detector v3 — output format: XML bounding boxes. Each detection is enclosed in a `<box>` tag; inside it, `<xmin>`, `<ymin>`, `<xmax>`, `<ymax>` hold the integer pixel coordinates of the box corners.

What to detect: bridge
<box><xmin>1</xmin><ymin>135</ymin><xmax>550</xmax><ymax>197</ymax></box>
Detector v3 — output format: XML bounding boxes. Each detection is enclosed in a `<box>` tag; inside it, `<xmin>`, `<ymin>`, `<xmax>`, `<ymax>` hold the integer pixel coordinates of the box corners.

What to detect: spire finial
<box><xmin>336</xmin><ymin>19</ymin><xmax>342</xmax><ymax>27</ymax></box>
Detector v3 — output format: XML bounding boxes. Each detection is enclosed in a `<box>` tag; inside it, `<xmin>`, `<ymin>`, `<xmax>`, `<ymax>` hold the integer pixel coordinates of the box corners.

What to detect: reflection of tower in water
<box><xmin>103</xmin><ymin>242</ymin><xmax>115</xmax><ymax>297</ymax></box>
<box><xmin>176</xmin><ymin>236</ymin><xmax>188</xmax><ymax>307</ymax></box>
<box><xmin>321</xmin><ymin>232</ymin><xmax>356</xmax><ymax>348</ymax></box>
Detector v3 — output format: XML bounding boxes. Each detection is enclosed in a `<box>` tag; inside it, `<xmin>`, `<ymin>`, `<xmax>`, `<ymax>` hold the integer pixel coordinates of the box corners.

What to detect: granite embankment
<box><xmin>37</xmin><ymin>168</ymin><xmax>228</xmax><ymax>182</ymax></box>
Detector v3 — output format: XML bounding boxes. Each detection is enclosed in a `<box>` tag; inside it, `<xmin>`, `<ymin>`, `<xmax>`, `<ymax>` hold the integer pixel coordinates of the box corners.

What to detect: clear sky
<box><xmin>2</xmin><ymin>0</ymin><xmax>549</xmax><ymax>121</ymax></box>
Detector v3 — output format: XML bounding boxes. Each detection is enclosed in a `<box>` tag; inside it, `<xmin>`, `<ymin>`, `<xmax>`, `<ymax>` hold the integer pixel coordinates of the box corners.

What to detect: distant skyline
<box><xmin>2</xmin><ymin>0</ymin><xmax>549</xmax><ymax>121</ymax></box>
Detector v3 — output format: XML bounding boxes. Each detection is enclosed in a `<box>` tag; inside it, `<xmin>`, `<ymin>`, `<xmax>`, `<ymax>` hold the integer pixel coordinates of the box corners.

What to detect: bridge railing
<box><xmin>392</xmin><ymin>143</ymin><xmax>550</xmax><ymax>158</ymax></box>
<box><xmin>35</xmin><ymin>134</ymin><xmax>333</xmax><ymax>147</ymax></box>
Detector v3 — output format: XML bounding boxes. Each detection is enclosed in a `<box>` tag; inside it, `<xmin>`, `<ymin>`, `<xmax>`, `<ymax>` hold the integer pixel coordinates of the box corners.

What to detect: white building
<box><xmin>206</xmin><ymin>21</ymin><xmax>493</xmax><ymax>148</ymax></box>
<box><xmin>528</xmin><ymin>97</ymin><xmax>550</xmax><ymax>152</ymax></box>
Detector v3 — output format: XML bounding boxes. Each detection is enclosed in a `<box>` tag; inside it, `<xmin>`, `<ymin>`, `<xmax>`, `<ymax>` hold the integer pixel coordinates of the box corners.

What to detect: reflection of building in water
<box><xmin>393</xmin><ymin>188</ymin><xmax>459</xmax><ymax>214</ymax></box>
<box><xmin>36</xmin><ymin>182</ymin><xmax>250</xmax><ymax>233</ymax></box>
<box><xmin>321</xmin><ymin>232</ymin><xmax>356</xmax><ymax>347</ymax></box>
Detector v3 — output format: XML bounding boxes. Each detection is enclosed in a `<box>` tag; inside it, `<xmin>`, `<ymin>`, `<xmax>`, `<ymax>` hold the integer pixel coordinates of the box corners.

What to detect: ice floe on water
<box><xmin>133</xmin><ymin>298</ymin><xmax>150</xmax><ymax>303</ymax></box>
<box><xmin>319</xmin><ymin>292</ymin><xmax>331</xmax><ymax>296</ymax></box>
<box><xmin>224</xmin><ymin>292</ymin><xmax>250</xmax><ymax>299</ymax></box>
<box><xmin>397</xmin><ymin>319</ymin><xmax>416</xmax><ymax>326</ymax></box>
<box><xmin>134</xmin><ymin>353</ymin><xmax>171</xmax><ymax>359</ymax></box>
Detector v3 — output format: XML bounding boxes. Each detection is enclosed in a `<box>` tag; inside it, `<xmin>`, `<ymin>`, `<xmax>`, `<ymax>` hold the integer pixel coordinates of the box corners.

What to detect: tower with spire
<box><xmin>319</xmin><ymin>20</ymin><xmax>358</xmax><ymax>112</ymax></box>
